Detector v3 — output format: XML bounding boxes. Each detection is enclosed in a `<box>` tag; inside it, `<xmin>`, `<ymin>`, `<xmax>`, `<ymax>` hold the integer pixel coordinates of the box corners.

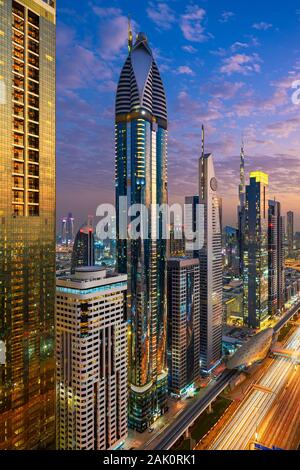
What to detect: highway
<box><xmin>146</xmin><ymin>369</ymin><xmax>238</xmax><ymax>450</ymax></box>
<box><xmin>210</xmin><ymin>323</ymin><xmax>300</xmax><ymax>450</ymax></box>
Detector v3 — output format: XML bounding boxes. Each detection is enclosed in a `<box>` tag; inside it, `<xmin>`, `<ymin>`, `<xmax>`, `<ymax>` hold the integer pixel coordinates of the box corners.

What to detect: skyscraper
<box><xmin>268</xmin><ymin>200</ymin><xmax>285</xmax><ymax>316</ymax></box>
<box><xmin>56</xmin><ymin>267</ymin><xmax>128</xmax><ymax>450</ymax></box>
<box><xmin>287</xmin><ymin>211</ymin><xmax>294</xmax><ymax>258</ymax></box>
<box><xmin>237</xmin><ymin>143</ymin><xmax>246</xmax><ymax>276</ymax></box>
<box><xmin>0</xmin><ymin>0</ymin><xmax>56</xmax><ymax>449</ymax></box>
<box><xmin>167</xmin><ymin>258</ymin><xmax>200</xmax><ymax>395</ymax></box>
<box><xmin>61</xmin><ymin>212</ymin><xmax>74</xmax><ymax>245</ymax></box>
<box><xmin>198</xmin><ymin>130</ymin><xmax>223</xmax><ymax>373</ymax></box>
<box><xmin>243</xmin><ymin>172</ymin><xmax>269</xmax><ymax>329</ymax></box>
<box><xmin>115</xmin><ymin>30</ymin><xmax>168</xmax><ymax>431</ymax></box>
<box><xmin>185</xmin><ymin>195</ymin><xmax>199</xmax><ymax>258</ymax></box>
<box><xmin>71</xmin><ymin>222</ymin><xmax>95</xmax><ymax>273</ymax></box>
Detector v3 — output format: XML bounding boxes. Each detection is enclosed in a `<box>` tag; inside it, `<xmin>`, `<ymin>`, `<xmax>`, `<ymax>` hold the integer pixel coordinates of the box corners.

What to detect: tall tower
<box><xmin>287</xmin><ymin>211</ymin><xmax>294</xmax><ymax>258</ymax></box>
<box><xmin>56</xmin><ymin>267</ymin><xmax>128</xmax><ymax>450</ymax></box>
<box><xmin>167</xmin><ymin>258</ymin><xmax>200</xmax><ymax>395</ymax></box>
<box><xmin>243</xmin><ymin>172</ymin><xmax>269</xmax><ymax>329</ymax></box>
<box><xmin>268</xmin><ymin>200</ymin><xmax>285</xmax><ymax>316</ymax></box>
<box><xmin>0</xmin><ymin>0</ymin><xmax>56</xmax><ymax>449</ymax></box>
<box><xmin>237</xmin><ymin>142</ymin><xmax>245</xmax><ymax>276</ymax></box>
<box><xmin>198</xmin><ymin>131</ymin><xmax>223</xmax><ymax>373</ymax></box>
<box><xmin>115</xmin><ymin>32</ymin><xmax>168</xmax><ymax>431</ymax></box>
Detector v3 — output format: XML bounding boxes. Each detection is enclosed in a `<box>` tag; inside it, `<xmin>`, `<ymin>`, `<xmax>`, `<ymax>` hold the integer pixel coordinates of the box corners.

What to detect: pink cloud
<box><xmin>180</xmin><ymin>6</ymin><xmax>211</xmax><ymax>42</ymax></box>
<box><xmin>147</xmin><ymin>2</ymin><xmax>175</xmax><ymax>30</ymax></box>
<box><xmin>220</xmin><ymin>53</ymin><xmax>262</xmax><ymax>75</ymax></box>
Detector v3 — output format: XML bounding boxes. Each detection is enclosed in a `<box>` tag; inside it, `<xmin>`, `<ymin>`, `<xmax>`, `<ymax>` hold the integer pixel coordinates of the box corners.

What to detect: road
<box><xmin>274</xmin><ymin>299</ymin><xmax>300</xmax><ymax>332</ymax></box>
<box><xmin>210</xmin><ymin>323</ymin><xmax>300</xmax><ymax>450</ymax></box>
<box><xmin>146</xmin><ymin>370</ymin><xmax>238</xmax><ymax>450</ymax></box>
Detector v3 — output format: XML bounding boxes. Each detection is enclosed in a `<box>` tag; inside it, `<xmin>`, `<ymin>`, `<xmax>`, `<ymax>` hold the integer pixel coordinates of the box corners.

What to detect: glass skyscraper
<box><xmin>243</xmin><ymin>172</ymin><xmax>269</xmax><ymax>329</ymax></box>
<box><xmin>115</xmin><ymin>31</ymin><xmax>168</xmax><ymax>431</ymax></box>
<box><xmin>0</xmin><ymin>0</ymin><xmax>56</xmax><ymax>449</ymax></box>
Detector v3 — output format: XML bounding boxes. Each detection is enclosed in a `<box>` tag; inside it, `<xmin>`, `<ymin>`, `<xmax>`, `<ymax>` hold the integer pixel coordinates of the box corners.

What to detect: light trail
<box><xmin>210</xmin><ymin>325</ymin><xmax>300</xmax><ymax>450</ymax></box>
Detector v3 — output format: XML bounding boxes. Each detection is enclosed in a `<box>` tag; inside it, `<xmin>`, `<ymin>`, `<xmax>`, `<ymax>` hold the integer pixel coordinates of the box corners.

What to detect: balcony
<box><xmin>12</xmin><ymin>176</ymin><xmax>24</xmax><ymax>189</ymax></box>
<box><xmin>28</xmin><ymin>80</ymin><xmax>39</xmax><ymax>95</ymax></box>
<box><xmin>13</xmin><ymin>118</ymin><xmax>24</xmax><ymax>132</ymax></box>
<box><xmin>28</xmin><ymin>178</ymin><xmax>39</xmax><ymax>190</ymax></box>
<box><xmin>13</xmin><ymin>76</ymin><xmax>24</xmax><ymax>90</ymax></box>
<box><xmin>28</xmin><ymin>95</ymin><xmax>39</xmax><ymax>109</ymax></box>
<box><xmin>13</xmin><ymin>148</ymin><xmax>24</xmax><ymax>160</ymax></box>
<box><xmin>28</xmin><ymin>150</ymin><xmax>39</xmax><ymax>163</ymax></box>
<box><xmin>28</xmin><ymin>67</ymin><xmax>39</xmax><ymax>82</ymax></box>
<box><xmin>28</xmin><ymin>136</ymin><xmax>39</xmax><ymax>149</ymax></box>
<box><xmin>28</xmin><ymin>164</ymin><xmax>39</xmax><ymax>177</ymax></box>
<box><xmin>28</xmin><ymin>109</ymin><xmax>39</xmax><ymax>122</ymax></box>
<box><xmin>13</xmin><ymin>45</ymin><xmax>24</xmax><ymax>61</ymax></box>
<box><xmin>13</xmin><ymin>60</ymin><xmax>24</xmax><ymax>76</ymax></box>
<box><xmin>13</xmin><ymin>104</ymin><xmax>24</xmax><ymax>118</ymax></box>
<box><xmin>28</xmin><ymin>39</ymin><xmax>39</xmax><ymax>55</ymax></box>
<box><xmin>13</xmin><ymin>90</ymin><xmax>24</xmax><ymax>104</ymax></box>
<box><xmin>13</xmin><ymin>132</ymin><xmax>24</xmax><ymax>147</ymax></box>
<box><xmin>28</xmin><ymin>25</ymin><xmax>39</xmax><ymax>41</ymax></box>
<box><xmin>28</xmin><ymin>123</ymin><xmax>39</xmax><ymax>136</ymax></box>
<box><xmin>13</xmin><ymin>17</ymin><xmax>24</xmax><ymax>32</ymax></box>
<box><xmin>13</xmin><ymin>162</ymin><xmax>24</xmax><ymax>175</ymax></box>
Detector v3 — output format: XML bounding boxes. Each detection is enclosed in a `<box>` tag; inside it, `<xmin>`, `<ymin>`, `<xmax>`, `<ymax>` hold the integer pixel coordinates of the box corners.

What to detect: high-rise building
<box><xmin>115</xmin><ymin>30</ymin><xmax>168</xmax><ymax>431</ymax></box>
<box><xmin>198</xmin><ymin>134</ymin><xmax>223</xmax><ymax>373</ymax></box>
<box><xmin>56</xmin><ymin>267</ymin><xmax>128</xmax><ymax>450</ymax></box>
<box><xmin>268</xmin><ymin>200</ymin><xmax>285</xmax><ymax>316</ymax></box>
<box><xmin>237</xmin><ymin>143</ymin><xmax>246</xmax><ymax>276</ymax></box>
<box><xmin>167</xmin><ymin>258</ymin><xmax>200</xmax><ymax>395</ymax></box>
<box><xmin>243</xmin><ymin>172</ymin><xmax>269</xmax><ymax>329</ymax></box>
<box><xmin>287</xmin><ymin>211</ymin><xmax>294</xmax><ymax>258</ymax></box>
<box><xmin>71</xmin><ymin>222</ymin><xmax>95</xmax><ymax>273</ymax></box>
<box><xmin>185</xmin><ymin>195</ymin><xmax>199</xmax><ymax>258</ymax></box>
<box><xmin>223</xmin><ymin>226</ymin><xmax>239</xmax><ymax>273</ymax></box>
<box><xmin>169</xmin><ymin>223</ymin><xmax>185</xmax><ymax>257</ymax></box>
<box><xmin>0</xmin><ymin>0</ymin><xmax>56</xmax><ymax>449</ymax></box>
<box><xmin>61</xmin><ymin>212</ymin><xmax>74</xmax><ymax>245</ymax></box>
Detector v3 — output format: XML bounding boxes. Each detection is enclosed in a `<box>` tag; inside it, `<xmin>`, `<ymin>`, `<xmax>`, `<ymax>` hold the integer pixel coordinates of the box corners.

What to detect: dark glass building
<box><xmin>115</xmin><ymin>31</ymin><xmax>168</xmax><ymax>431</ymax></box>
<box><xmin>71</xmin><ymin>223</ymin><xmax>95</xmax><ymax>273</ymax></box>
<box><xmin>268</xmin><ymin>200</ymin><xmax>285</xmax><ymax>315</ymax></box>
<box><xmin>243</xmin><ymin>172</ymin><xmax>269</xmax><ymax>329</ymax></box>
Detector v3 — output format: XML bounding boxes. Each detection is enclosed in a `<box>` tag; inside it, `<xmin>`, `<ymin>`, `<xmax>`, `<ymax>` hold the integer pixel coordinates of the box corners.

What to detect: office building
<box><xmin>237</xmin><ymin>143</ymin><xmax>246</xmax><ymax>276</ymax></box>
<box><xmin>61</xmin><ymin>212</ymin><xmax>74</xmax><ymax>245</ymax></box>
<box><xmin>71</xmin><ymin>222</ymin><xmax>95</xmax><ymax>273</ymax></box>
<box><xmin>0</xmin><ymin>0</ymin><xmax>56</xmax><ymax>449</ymax></box>
<box><xmin>198</xmin><ymin>135</ymin><xmax>223</xmax><ymax>373</ymax></box>
<box><xmin>56</xmin><ymin>267</ymin><xmax>128</xmax><ymax>450</ymax></box>
<box><xmin>268</xmin><ymin>200</ymin><xmax>285</xmax><ymax>315</ymax></box>
<box><xmin>167</xmin><ymin>258</ymin><xmax>200</xmax><ymax>395</ymax></box>
<box><xmin>185</xmin><ymin>195</ymin><xmax>199</xmax><ymax>258</ymax></box>
<box><xmin>115</xmin><ymin>30</ymin><xmax>168</xmax><ymax>430</ymax></box>
<box><xmin>287</xmin><ymin>211</ymin><xmax>294</xmax><ymax>258</ymax></box>
<box><xmin>243</xmin><ymin>172</ymin><xmax>269</xmax><ymax>329</ymax></box>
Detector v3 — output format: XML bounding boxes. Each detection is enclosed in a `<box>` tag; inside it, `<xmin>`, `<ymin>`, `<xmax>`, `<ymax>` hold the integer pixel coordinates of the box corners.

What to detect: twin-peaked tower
<box><xmin>115</xmin><ymin>31</ymin><xmax>168</xmax><ymax>431</ymax></box>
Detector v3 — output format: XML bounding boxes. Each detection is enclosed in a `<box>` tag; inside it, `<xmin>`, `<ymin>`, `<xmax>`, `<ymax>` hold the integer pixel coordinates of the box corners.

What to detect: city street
<box><xmin>209</xmin><ymin>323</ymin><xmax>300</xmax><ymax>450</ymax></box>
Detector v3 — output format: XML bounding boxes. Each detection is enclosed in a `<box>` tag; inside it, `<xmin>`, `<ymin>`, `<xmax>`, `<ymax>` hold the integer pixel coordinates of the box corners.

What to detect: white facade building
<box><xmin>56</xmin><ymin>267</ymin><xmax>128</xmax><ymax>450</ymax></box>
<box><xmin>199</xmin><ymin>152</ymin><xmax>223</xmax><ymax>372</ymax></box>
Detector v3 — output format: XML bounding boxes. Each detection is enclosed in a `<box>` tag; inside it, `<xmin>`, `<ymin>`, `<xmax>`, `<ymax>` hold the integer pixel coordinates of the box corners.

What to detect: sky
<box><xmin>56</xmin><ymin>0</ymin><xmax>300</xmax><ymax>232</ymax></box>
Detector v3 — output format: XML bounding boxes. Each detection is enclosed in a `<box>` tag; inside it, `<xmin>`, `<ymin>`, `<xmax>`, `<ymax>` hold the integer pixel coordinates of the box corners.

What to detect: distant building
<box><xmin>268</xmin><ymin>200</ymin><xmax>285</xmax><ymax>315</ymax></box>
<box><xmin>199</xmin><ymin>145</ymin><xmax>223</xmax><ymax>372</ymax></box>
<box><xmin>167</xmin><ymin>258</ymin><xmax>200</xmax><ymax>395</ymax></box>
<box><xmin>71</xmin><ymin>223</ymin><xmax>95</xmax><ymax>273</ymax></box>
<box><xmin>61</xmin><ymin>212</ymin><xmax>75</xmax><ymax>245</ymax></box>
<box><xmin>223</xmin><ymin>226</ymin><xmax>239</xmax><ymax>273</ymax></box>
<box><xmin>243</xmin><ymin>172</ymin><xmax>269</xmax><ymax>329</ymax></box>
<box><xmin>237</xmin><ymin>144</ymin><xmax>246</xmax><ymax>276</ymax></box>
<box><xmin>169</xmin><ymin>223</ymin><xmax>185</xmax><ymax>257</ymax></box>
<box><xmin>56</xmin><ymin>267</ymin><xmax>128</xmax><ymax>450</ymax></box>
<box><xmin>287</xmin><ymin>211</ymin><xmax>294</xmax><ymax>258</ymax></box>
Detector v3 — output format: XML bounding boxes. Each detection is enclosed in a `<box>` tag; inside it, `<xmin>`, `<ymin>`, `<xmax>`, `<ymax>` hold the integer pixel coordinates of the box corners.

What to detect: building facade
<box><xmin>56</xmin><ymin>267</ymin><xmax>128</xmax><ymax>450</ymax></box>
<box><xmin>198</xmin><ymin>152</ymin><xmax>223</xmax><ymax>373</ymax></box>
<box><xmin>0</xmin><ymin>0</ymin><xmax>56</xmax><ymax>449</ymax></box>
<box><xmin>115</xmin><ymin>31</ymin><xmax>168</xmax><ymax>431</ymax></box>
<box><xmin>268</xmin><ymin>200</ymin><xmax>285</xmax><ymax>316</ymax></box>
<box><xmin>167</xmin><ymin>258</ymin><xmax>200</xmax><ymax>395</ymax></box>
<box><xmin>237</xmin><ymin>144</ymin><xmax>246</xmax><ymax>276</ymax></box>
<box><xmin>243</xmin><ymin>172</ymin><xmax>269</xmax><ymax>329</ymax></box>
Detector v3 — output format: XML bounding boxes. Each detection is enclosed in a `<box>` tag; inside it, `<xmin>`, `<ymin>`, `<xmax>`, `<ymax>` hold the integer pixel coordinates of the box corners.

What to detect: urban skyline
<box><xmin>56</xmin><ymin>0</ymin><xmax>300</xmax><ymax>231</ymax></box>
<box><xmin>1</xmin><ymin>0</ymin><xmax>300</xmax><ymax>455</ymax></box>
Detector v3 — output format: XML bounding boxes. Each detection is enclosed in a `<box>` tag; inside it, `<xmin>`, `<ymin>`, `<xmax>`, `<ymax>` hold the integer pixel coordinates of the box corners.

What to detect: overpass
<box><xmin>274</xmin><ymin>299</ymin><xmax>300</xmax><ymax>333</ymax></box>
<box><xmin>145</xmin><ymin>369</ymin><xmax>239</xmax><ymax>450</ymax></box>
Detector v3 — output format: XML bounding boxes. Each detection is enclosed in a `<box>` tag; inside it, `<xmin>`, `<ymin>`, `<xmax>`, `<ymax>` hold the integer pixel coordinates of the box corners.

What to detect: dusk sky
<box><xmin>56</xmin><ymin>0</ymin><xmax>300</xmax><ymax>231</ymax></box>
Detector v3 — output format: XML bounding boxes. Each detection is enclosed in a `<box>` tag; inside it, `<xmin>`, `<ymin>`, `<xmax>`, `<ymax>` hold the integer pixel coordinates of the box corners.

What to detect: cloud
<box><xmin>220</xmin><ymin>53</ymin><xmax>262</xmax><ymax>75</ymax></box>
<box><xmin>202</xmin><ymin>81</ymin><xmax>244</xmax><ymax>100</ymax></box>
<box><xmin>253</xmin><ymin>22</ymin><xmax>273</xmax><ymax>30</ymax></box>
<box><xmin>175</xmin><ymin>65</ymin><xmax>195</xmax><ymax>76</ymax></box>
<box><xmin>182</xmin><ymin>45</ymin><xmax>197</xmax><ymax>54</ymax></box>
<box><xmin>180</xmin><ymin>5</ymin><xmax>211</xmax><ymax>42</ymax></box>
<box><xmin>147</xmin><ymin>2</ymin><xmax>175</xmax><ymax>30</ymax></box>
<box><xmin>265</xmin><ymin>117</ymin><xmax>300</xmax><ymax>138</ymax></box>
<box><xmin>219</xmin><ymin>11</ymin><xmax>235</xmax><ymax>23</ymax></box>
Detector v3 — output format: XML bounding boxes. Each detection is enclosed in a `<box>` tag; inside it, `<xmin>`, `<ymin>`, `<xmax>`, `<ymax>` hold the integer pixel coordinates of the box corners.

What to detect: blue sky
<box><xmin>56</xmin><ymin>0</ymin><xmax>300</xmax><ymax>230</ymax></box>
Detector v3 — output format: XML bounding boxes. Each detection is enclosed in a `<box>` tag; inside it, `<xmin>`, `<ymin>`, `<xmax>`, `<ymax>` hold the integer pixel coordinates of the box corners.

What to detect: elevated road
<box><xmin>147</xmin><ymin>369</ymin><xmax>238</xmax><ymax>450</ymax></box>
<box><xmin>274</xmin><ymin>299</ymin><xmax>300</xmax><ymax>333</ymax></box>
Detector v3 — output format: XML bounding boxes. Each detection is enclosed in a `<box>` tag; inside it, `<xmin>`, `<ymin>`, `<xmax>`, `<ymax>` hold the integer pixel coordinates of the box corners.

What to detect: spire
<box><xmin>128</xmin><ymin>15</ymin><xmax>133</xmax><ymax>52</ymax></box>
<box><xmin>239</xmin><ymin>137</ymin><xmax>245</xmax><ymax>209</ymax></box>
